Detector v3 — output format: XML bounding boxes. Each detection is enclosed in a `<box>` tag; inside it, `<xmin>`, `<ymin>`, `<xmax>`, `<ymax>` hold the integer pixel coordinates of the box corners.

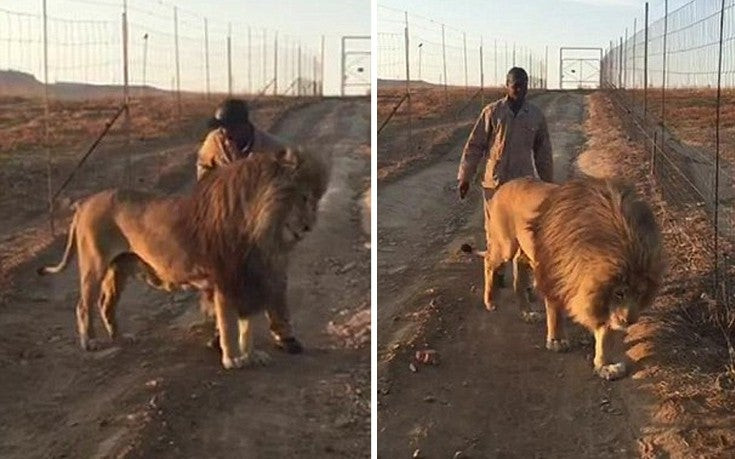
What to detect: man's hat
<box><xmin>208</xmin><ymin>98</ymin><xmax>250</xmax><ymax>128</ymax></box>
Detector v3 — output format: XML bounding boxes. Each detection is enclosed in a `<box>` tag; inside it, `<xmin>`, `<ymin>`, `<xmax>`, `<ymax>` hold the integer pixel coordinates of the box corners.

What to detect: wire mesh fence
<box><xmin>601</xmin><ymin>0</ymin><xmax>734</xmax><ymax>359</ymax></box>
<box><xmin>377</xmin><ymin>4</ymin><xmax>549</xmax><ymax>181</ymax></box>
<box><xmin>0</xmin><ymin>0</ymin><xmax>327</xmax><ymax>240</ymax></box>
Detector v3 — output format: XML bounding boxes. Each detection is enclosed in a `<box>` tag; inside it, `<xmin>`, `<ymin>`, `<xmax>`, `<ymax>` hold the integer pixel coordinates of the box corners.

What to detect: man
<box><xmin>196</xmin><ymin>98</ymin><xmax>303</xmax><ymax>354</ymax></box>
<box><xmin>457</xmin><ymin>67</ymin><xmax>553</xmax><ymax>291</ymax></box>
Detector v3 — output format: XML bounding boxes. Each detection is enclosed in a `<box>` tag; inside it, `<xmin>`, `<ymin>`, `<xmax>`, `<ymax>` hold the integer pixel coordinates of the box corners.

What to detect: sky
<box><xmin>1</xmin><ymin>0</ymin><xmax>370</xmax><ymax>96</ymax></box>
<box><xmin>378</xmin><ymin>0</ymin><xmax>693</xmax><ymax>89</ymax></box>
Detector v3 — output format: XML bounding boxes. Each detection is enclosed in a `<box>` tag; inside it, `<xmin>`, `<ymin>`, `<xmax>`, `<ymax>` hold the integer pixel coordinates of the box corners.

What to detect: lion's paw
<box><xmin>545</xmin><ymin>338</ymin><xmax>570</xmax><ymax>352</ymax></box>
<box><xmin>84</xmin><ymin>338</ymin><xmax>105</xmax><ymax>352</ymax></box>
<box><xmin>595</xmin><ymin>362</ymin><xmax>627</xmax><ymax>380</ymax></box>
<box><xmin>221</xmin><ymin>354</ymin><xmax>246</xmax><ymax>370</ymax></box>
<box><xmin>521</xmin><ymin>311</ymin><xmax>544</xmax><ymax>323</ymax></box>
<box><xmin>484</xmin><ymin>299</ymin><xmax>497</xmax><ymax>311</ymax></box>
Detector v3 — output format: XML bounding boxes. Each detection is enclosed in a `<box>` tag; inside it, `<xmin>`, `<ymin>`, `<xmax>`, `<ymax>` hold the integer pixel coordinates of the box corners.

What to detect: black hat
<box><xmin>208</xmin><ymin>98</ymin><xmax>250</xmax><ymax>128</ymax></box>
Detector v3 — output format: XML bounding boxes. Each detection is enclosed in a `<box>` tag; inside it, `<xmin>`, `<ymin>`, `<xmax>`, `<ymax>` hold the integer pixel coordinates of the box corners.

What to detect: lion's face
<box><xmin>282</xmin><ymin>188</ymin><xmax>320</xmax><ymax>246</ymax></box>
<box><xmin>605</xmin><ymin>278</ymin><xmax>656</xmax><ymax>331</ymax></box>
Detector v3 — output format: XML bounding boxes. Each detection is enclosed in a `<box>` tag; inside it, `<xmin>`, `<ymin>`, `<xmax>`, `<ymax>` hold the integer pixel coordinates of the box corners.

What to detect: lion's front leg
<box><xmin>544</xmin><ymin>298</ymin><xmax>569</xmax><ymax>352</ymax></box>
<box><xmin>238</xmin><ymin>317</ymin><xmax>271</xmax><ymax>366</ymax></box>
<box><xmin>213</xmin><ymin>289</ymin><xmax>244</xmax><ymax>369</ymax></box>
<box><xmin>593</xmin><ymin>325</ymin><xmax>627</xmax><ymax>380</ymax></box>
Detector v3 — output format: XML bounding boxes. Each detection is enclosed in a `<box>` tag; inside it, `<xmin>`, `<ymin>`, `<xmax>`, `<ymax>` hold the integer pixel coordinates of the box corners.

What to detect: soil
<box><xmin>0</xmin><ymin>98</ymin><xmax>371</xmax><ymax>458</ymax></box>
<box><xmin>377</xmin><ymin>91</ymin><xmax>662</xmax><ymax>458</ymax></box>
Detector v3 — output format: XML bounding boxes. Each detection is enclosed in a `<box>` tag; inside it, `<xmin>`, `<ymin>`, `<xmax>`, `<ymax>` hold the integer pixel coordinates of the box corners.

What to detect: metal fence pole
<box><xmin>43</xmin><ymin>0</ymin><xmax>54</xmax><ymax>233</ymax></box>
<box><xmin>262</xmin><ymin>29</ymin><xmax>267</xmax><ymax>92</ymax></box>
<box><xmin>558</xmin><ymin>47</ymin><xmax>562</xmax><ymax>90</ymax></box>
<box><xmin>644</xmin><ymin>2</ymin><xmax>649</xmax><ymax>119</ymax></box>
<box><xmin>714</xmin><ymin>0</ymin><xmax>726</xmax><ymax>295</ymax></box>
<box><xmin>632</xmin><ymin>18</ymin><xmax>637</xmax><ymax>90</ymax></box>
<box><xmin>297</xmin><ymin>42</ymin><xmax>302</xmax><ymax>96</ymax></box>
<box><xmin>463</xmin><ymin>31</ymin><xmax>468</xmax><ymax>90</ymax></box>
<box><xmin>618</xmin><ymin>36</ymin><xmax>623</xmax><ymax>88</ymax></box>
<box><xmin>274</xmin><ymin>32</ymin><xmax>278</xmax><ymax>95</ymax></box>
<box><xmin>404</xmin><ymin>11</ymin><xmax>412</xmax><ymax>153</ymax></box>
<box><xmin>494</xmin><ymin>39</ymin><xmax>498</xmax><ymax>87</ymax></box>
<box><xmin>545</xmin><ymin>46</ymin><xmax>548</xmax><ymax>89</ymax></box>
<box><xmin>340</xmin><ymin>36</ymin><xmax>345</xmax><ymax>96</ymax></box>
<box><xmin>174</xmin><ymin>7</ymin><xmax>181</xmax><ymax>117</ymax></box>
<box><xmin>624</xmin><ymin>27</ymin><xmax>628</xmax><ymax>88</ymax></box>
<box><xmin>227</xmin><ymin>23</ymin><xmax>232</xmax><ymax>96</ymax></box>
<box><xmin>122</xmin><ymin>1</ymin><xmax>131</xmax><ymax>187</ymax></box>
<box><xmin>661</xmin><ymin>0</ymin><xmax>668</xmax><ymax>156</ymax></box>
<box><xmin>320</xmin><ymin>35</ymin><xmax>325</xmax><ymax>96</ymax></box>
<box><xmin>441</xmin><ymin>23</ymin><xmax>448</xmax><ymax>101</ymax></box>
<box><xmin>204</xmin><ymin>18</ymin><xmax>210</xmax><ymax>100</ymax></box>
<box><xmin>248</xmin><ymin>26</ymin><xmax>252</xmax><ymax>94</ymax></box>
<box><xmin>480</xmin><ymin>39</ymin><xmax>484</xmax><ymax>105</ymax></box>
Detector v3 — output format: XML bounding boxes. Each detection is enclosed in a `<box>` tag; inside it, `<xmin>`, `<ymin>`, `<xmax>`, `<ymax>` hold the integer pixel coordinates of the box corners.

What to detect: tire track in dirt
<box><xmin>378</xmin><ymin>92</ymin><xmax>650</xmax><ymax>457</ymax></box>
<box><xmin>0</xmin><ymin>99</ymin><xmax>370</xmax><ymax>458</ymax></box>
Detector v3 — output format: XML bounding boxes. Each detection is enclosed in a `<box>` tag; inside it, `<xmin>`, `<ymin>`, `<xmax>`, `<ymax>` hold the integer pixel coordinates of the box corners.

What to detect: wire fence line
<box><xmin>1</xmin><ymin>0</ymin><xmax>330</xmax><ymax>235</ymax></box>
<box><xmin>601</xmin><ymin>0</ymin><xmax>734</xmax><ymax>342</ymax></box>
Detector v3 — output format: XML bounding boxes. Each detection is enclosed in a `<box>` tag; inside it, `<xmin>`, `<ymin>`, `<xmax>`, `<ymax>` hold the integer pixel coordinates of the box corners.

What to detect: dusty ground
<box><xmin>0</xmin><ymin>98</ymin><xmax>371</xmax><ymax>457</ymax></box>
<box><xmin>377</xmin><ymin>90</ymin><xmax>735</xmax><ymax>457</ymax></box>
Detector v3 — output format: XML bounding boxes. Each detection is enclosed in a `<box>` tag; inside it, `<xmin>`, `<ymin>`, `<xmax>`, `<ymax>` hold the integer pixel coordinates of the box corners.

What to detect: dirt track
<box><xmin>0</xmin><ymin>98</ymin><xmax>371</xmax><ymax>458</ymax></box>
<box><xmin>377</xmin><ymin>92</ymin><xmax>655</xmax><ymax>457</ymax></box>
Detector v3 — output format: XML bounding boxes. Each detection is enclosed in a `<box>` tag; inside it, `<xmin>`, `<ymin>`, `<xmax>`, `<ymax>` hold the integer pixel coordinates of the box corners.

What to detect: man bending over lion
<box><xmin>197</xmin><ymin>98</ymin><xmax>302</xmax><ymax>354</ymax></box>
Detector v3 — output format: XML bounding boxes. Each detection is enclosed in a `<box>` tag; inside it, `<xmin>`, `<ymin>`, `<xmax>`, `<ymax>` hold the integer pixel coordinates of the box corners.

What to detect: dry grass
<box><xmin>377</xmin><ymin>85</ymin><xmax>506</xmax><ymax>182</ymax></box>
<box><xmin>0</xmin><ymin>94</ymin><xmax>309</xmax><ymax>155</ymax></box>
<box><xmin>625</xmin><ymin>88</ymin><xmax>735</xmax><ymax>165</ymax></box>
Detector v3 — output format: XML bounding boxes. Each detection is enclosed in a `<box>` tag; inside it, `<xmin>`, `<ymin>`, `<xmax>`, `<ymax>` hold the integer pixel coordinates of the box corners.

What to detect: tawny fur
<box><xmin>37</xmin><ymin>148</ymin><xmax>329</xmax><ymax>369</ymax></box>
<box><xmin>481</xmin><ymin>176</ymin><xmax>665</xmax><ymax>379</ymax></box>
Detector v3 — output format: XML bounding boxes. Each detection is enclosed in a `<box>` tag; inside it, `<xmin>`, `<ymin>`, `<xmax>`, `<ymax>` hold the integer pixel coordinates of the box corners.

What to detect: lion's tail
<box><xmin>460</xmin><ymin>243</ymin><xmax>486</xmax><ymax>258</ymax></box>
<box><xmin>37</xmin><ymin>203</ymin><xmax>79</xmax><ymax>276</ymax></box>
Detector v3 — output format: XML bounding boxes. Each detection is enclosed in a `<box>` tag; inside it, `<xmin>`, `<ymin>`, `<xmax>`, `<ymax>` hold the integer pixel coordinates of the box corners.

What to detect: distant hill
<box><xmin>0</xmin><ymin>69</ymin><xmax>169</xmax><ymax>100</ymax></box>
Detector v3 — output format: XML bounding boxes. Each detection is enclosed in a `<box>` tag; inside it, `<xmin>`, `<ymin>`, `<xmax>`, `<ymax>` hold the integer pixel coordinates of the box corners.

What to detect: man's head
<box><xmin>506</xmin><ymin>67</ymin><xmax>529</xmax><ymax>102</ymax></box>
<box><xmin>209</xmin><ymin>98</ymin><xmax>252</xmax><ymax>146</ymax></box>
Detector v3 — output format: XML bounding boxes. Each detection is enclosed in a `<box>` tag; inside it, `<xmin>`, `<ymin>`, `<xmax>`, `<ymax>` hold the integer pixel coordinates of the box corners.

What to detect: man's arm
<box><xmin>533</xmin><ymin>116</ymin><xmax>553</xmax><ymax>182</ymax></box>
<box><xmin>458</xmin><ymin>106</ymin><xmax>491</xmax><ymax>183</ymax></box>
<box><xmin>457</xmin><ymin>106</ymin><xmax>492</xmax><ymax>197</ymax></box>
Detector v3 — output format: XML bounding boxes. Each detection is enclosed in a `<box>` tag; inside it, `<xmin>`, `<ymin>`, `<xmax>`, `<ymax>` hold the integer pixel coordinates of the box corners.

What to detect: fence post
<box><xmin>618</xmin><ymin>36</ymin><xmax>623</xmax><ymax>88</ymax></box>
<box><xmin>661</xmin><ymin>0</ymin><xmax>668</xmax><ymax>157</ymax></box>
<box><xmin>441</xmin><ymin>23</ymin><xmax>448</xmax><ymax>101</ymax></box>
<box><xmin>122</xmin><ymin>0</ymin><xmax>131</xmax><ymax>187</ymax></box>
<box><xmin>494</xmin><ymin>39</ymin><xmax>498</xmax><ymax>87</ymax></box>
<box><xmin>274</xmin><ymin>32</ymin><xmax>278</xmax><ymax>95</ymax></box>
<box><xmin>714</xmin><ymin>0</ymin><xmax>726</xmax><ymax>296</ymax></box>
<box><xmin>644</xmin><ymin>2</ymin><xmax>649</xmax><ymax>119</ymax></box>
<box><xmin>513</xmin><ymin>42</ymin><xmax>516</xmax><ymax>66</ymax></box>
<box><xmin>248</xmin><ymin>26</ymin><xmax>252</xmax><ymax>94</ymax></box>
<box><xmin>623</xmin><ymin>27</ymin><xmax>628</xmax><ymax>88</ymax></box>
<box><xmin>174</xmin><ymin>7</ymin><xmax>181</xmax><ymax>117</ymax></box>
<box><xmin>404</xmin><ymin>11</ymin><xmax>412</xmax><ymax>153</ymax></box>
<box><xmin>545</xmin><ymin>46</ymin><xmax>548</xmax><ymax>90</ymax></box>
<box><xmin>227</xmin><ymin>23</ymin><xmax>232</xmax><ymax>96</ymax></box>
<box><xmin>340</xmin><ymin>36</ymin><xmax>345</xmax><ymax>96</ymax></box>
<box><xmin>43</xmin><ymin>0</ymin><xmax>54</xmax><ymax>233</ymax></box>
<box><xmin>320</xmin><ymin>35</ymin><xmax>325</xmax><ymax>96</ymax></box>
<box><xmin>262</xmin><ymin>29</ymin><xmax>267</xmax><ymax>93</ymax></box>
<box><xmin>463</xmin><ymin>32</ymin><xmax>468</xmax><ymax>91</ymax></box>
<box><xmin>558</xmin><ymin>47</ymin><xmax>562</xmax><ymax>90</ymax></box>
<box><xmin>480</xmin><ymin>39</ymin><xmax>484</xmax><ymax>105</ymax></box>
<box><xmin>204</xmin><ymin>18</ymin><xmax>210</xmax><ymax>100</ymax></box>
<box><xmin>297</xmin><ymin>42</ymin><xmax>302</xmax><ymax>96</ymax></box>
<box><xmin>632</xmin><ymin>18</ymin><xmax>637</xmax><ymax>89</ymax></box>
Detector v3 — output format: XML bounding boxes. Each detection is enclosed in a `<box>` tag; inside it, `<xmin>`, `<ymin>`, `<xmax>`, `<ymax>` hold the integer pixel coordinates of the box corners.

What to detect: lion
<box><xmin>464</xmin><ymin>176</ymin><xmax>665</xmax><ymax>380</ymax></box>
<box><xmin>37</xmin><ymin>147</ymin><xmax>330</xmax><ymax>370</ymax></box>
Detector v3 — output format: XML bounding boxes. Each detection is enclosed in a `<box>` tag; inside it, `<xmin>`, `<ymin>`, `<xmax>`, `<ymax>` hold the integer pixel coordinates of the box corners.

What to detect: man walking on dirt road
<box><xmin>457</xmin><ymin>67</ymin><xmax>553</xmax><ymax>287</ymax></box>
<box><xmin>196</xmin><ymin>97</ymin><xmax>303</xmax><ymax>355</ymax></box>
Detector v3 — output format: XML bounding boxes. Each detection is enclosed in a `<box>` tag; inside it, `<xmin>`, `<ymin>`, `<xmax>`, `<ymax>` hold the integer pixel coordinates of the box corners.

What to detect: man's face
<box><xmin>506</xmin><ymin>75</ymin><xmax>528</xmax><ymax>101</ymax></box>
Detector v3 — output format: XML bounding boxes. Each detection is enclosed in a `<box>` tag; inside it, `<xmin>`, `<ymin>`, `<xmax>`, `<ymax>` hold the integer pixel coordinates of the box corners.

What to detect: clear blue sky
<box><xmin>378</xmin><ymin>0</ymin><xmax>691</xmax><ymax>89</ymax></box>
<box><xmin>2</xmin><ymin>0</ymin><xmax>370</xmax><ymax>95</ymax></box>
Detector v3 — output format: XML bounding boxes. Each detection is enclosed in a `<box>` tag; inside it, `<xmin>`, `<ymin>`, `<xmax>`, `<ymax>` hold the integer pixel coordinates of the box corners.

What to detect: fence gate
<box><xmin>341</xmin><ymin>35</ymin><xmax>371</xmax><ymax>96</ymax></box>
<box><xmin>559</xmin><ymin>47</ymin><xmax>603</xmax><ymax>89</ymax></box>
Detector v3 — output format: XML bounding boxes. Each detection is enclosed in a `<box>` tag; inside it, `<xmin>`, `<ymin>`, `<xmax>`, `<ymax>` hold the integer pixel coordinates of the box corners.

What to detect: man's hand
<box><xmin>458</xmin><ymin>180</ymin><xmax>470</xmax><ymax>200</ymax></box>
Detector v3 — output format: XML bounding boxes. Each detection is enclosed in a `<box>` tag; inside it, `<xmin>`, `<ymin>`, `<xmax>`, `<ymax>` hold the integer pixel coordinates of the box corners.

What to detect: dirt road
<box><xmin>377</xmin><ymin>92</ymin><xmax>652</xmax><ymax>457</ymax></box>
<box><xmin>0</xmin><ymin>98</ymin><xmax>371</xmax><ymax>458</ymax></box>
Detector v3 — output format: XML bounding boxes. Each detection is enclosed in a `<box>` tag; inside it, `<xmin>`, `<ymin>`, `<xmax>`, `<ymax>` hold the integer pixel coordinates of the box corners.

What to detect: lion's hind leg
<box><xmin>238</xmin><ymin>317</ymin><xmax>271</xmax><ymax>366</ymax></box>
<box><xmin>483</xmin><ymin>238</ymin><xmax>513</xmax><ymax>312</ymax></box>
<box><xmin>512</xmin><ymin>250</ymin><xmax>542</xmax><ymax>323</ymax></box>
<box><xmin>98</xmin><ymin>253</ymin><xmax>139</xmax><ymax>346</ymax></box>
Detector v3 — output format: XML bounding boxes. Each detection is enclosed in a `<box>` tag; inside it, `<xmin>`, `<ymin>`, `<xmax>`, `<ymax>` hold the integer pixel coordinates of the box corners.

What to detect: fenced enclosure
<box><xmin>600</xmin><ymin>0</ymin><xmax>734</xmax><ymax>362</ymax></box>
<box><xmin>0</xmin><ymin>0</ymin><xmax>329</xmax><ymax>239</ymax></box>
<box><xmin>377</xmin><ymin>4</ymin><xmax>549</xmax><ymax>179</ymax></box>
